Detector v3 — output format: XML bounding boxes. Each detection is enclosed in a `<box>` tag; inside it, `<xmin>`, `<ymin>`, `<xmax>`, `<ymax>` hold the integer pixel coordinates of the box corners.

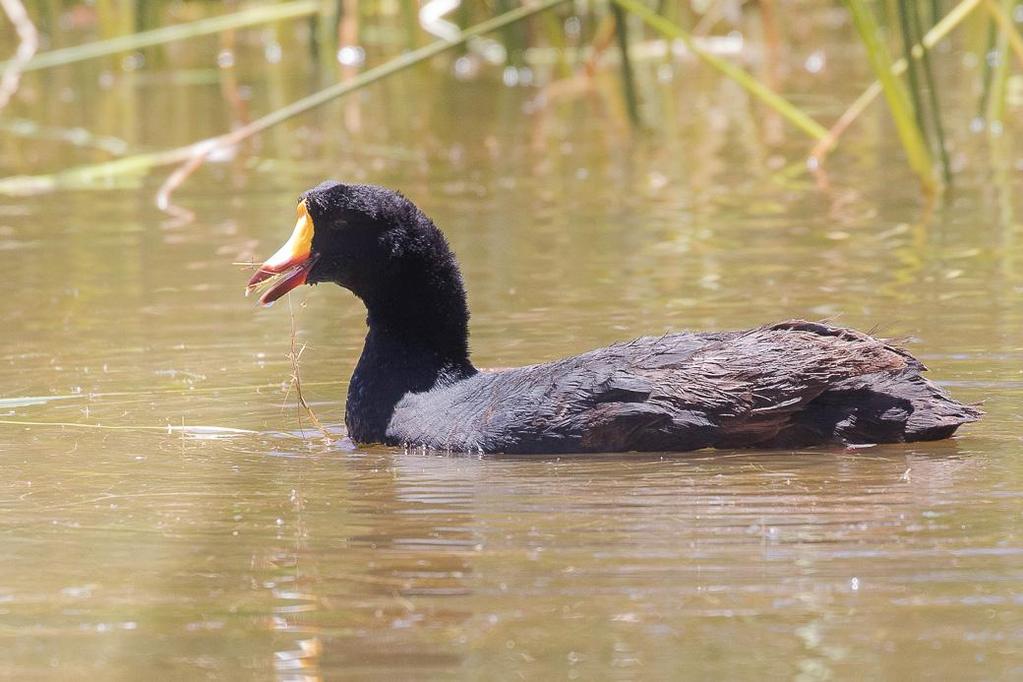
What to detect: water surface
<box><xmin>2</xmin><ymin>9</ymin><xmax>1022</xmax><ymax>680</ymax></box>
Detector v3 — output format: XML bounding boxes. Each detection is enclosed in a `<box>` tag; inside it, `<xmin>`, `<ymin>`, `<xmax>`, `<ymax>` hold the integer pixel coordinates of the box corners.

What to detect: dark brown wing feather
<box><xmin>387</xmin><ymin>320</ymin><xmax>979</xmax><ymax>453</ymax></box>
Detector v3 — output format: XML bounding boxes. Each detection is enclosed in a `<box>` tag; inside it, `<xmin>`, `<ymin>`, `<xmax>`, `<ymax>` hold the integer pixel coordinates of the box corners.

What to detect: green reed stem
<box><xmin>977</xmin><ymin>15</ymin><xmax>998</xmax><ymax>116</ymax></box>
<box><xmin>897</xmin><ymin>0</ymin><xmax>930</xmax><ymax>142</ymax></box>
<box><xmin>984</xmin><ymin>0</ymin><xmax>1014</xmax><ymax>126</ymax></box>
<box><xmin>0</xmin><ymin>0</ymin><xmax>572</xmax><ymax>195</ymax></box>
<box><xmin>611</xmin><ymin>2</ymin><xmax>641</xmax><ymax>125</ymax></box>
<box><xmin>538</xmin><ymin>8</ymin><xmax>571</xmax><ymax>79</ymax></box>
<box><xmin>845</xmin><ymin>0</ymin><xmax>937</xmax><ymax>191</ymax></box>
<box><xmin>983</xmin><ymin>0</ymin><xmax>1023</xmax><ymax>66</ymax></box>
<box><xmin>910</xmin><ymin>0</ymin><xmax>952</xmax><ymax>182</ymax></box>
<box><xmin>611</xmin><ymin>0</ymin><xmax>828</xmax><ymax>140</ymax></box>
<box><xmin>497</xmin><ymin>0</ymin><xmax>526</xmax><ymax>66</ymax></box>
<box><xmin>0</xmin><ymin>117</ymin><xmax>129</xmax><ymax>155</ymax></box>
<box><xmin>0</xmin><ymin>0</ymin><xmax>321</xmax><ymax>73</ymax></box>
<box><xmin>814</xmin><ymin>0</ymin><xmax>983</xmax><ymax>158</ymax></box>
<box><xmin>401</xmin><ymin>0</ymin><xmax>419</xmax><ymax>50</ymax></box>
<box><xmin>310</xmin><ymin>0</ymin><xmax>340</xmax><ymax>64</ymax></box>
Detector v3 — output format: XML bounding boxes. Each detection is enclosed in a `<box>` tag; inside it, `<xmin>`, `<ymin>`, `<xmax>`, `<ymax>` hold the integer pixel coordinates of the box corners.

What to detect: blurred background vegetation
<box><xmin>1</xmin><ymin>10</ymin><xmax>1021</xmax><ymax>677</ymax></box>
<box><xmin>0</xmin><ymin>0</ymin><xmax>1020</xmax><ymax>203</ymax></box>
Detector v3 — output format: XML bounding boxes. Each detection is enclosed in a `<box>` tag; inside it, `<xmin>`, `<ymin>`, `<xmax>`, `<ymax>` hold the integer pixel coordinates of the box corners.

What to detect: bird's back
<box><xmin>386</xmin><ymin>320</ymin><xmax>980</xmax><ymax>454</ymax></box>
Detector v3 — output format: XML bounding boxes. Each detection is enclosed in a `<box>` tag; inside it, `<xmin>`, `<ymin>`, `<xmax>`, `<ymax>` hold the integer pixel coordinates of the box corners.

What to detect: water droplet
<box><xmin>217</xmin><ymin>49</ymin><xmax>235</xmax><ymax>69</ymax></box>
<box><xmin>337</xmin><ymin>45</ymin><xmax>366</xmax><ymax>67</ymax></box>
<box><xmin>502</xmin><ymin>65</ymin><xmax>519</xmax><ymax>87</ymax></box>
<box><xmin>647</xmin><ymin>171</ymin><xmax>669</xmax><ymax>190</ymax></box>
<box><xmin>479</xmin><ymin>41</ymin><xmax>506</xmax><ymax>64</ymax></box>
<box><xmin>805</xmin><ymin>50</ymin><xmax>826</xmax><ymax>74</ymax></box>
<box><xmin>564</xmin><ymin>16</ymin><xmax>581</xmax><ymax>38</ymax></box>
<box><xmin>453</xmin><ymin>55</ymin><xmax>476</xmax><ymax>80</ymax></box>
<box><xmin>264</xmin><ymin>42</ymin><xmax>283</xmax><ymax>64</ymax></box>
<box><xmin>121</xmin><ymin>52</ymin><xmax>144</xmax><ymax>71</ymax></box>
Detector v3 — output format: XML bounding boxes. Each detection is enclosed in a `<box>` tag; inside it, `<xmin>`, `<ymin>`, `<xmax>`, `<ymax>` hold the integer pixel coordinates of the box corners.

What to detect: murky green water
<box><xmin>2</xmin><ymin>8</ymin><xmax>1022</xmax><ymax>680</ymax></box>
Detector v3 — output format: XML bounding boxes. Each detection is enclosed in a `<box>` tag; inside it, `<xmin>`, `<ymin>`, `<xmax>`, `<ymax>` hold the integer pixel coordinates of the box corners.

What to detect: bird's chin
<box><xmin>246</xmin><ymin>254</ymin><xmax>320</xmax><ymax>307</ymax></box>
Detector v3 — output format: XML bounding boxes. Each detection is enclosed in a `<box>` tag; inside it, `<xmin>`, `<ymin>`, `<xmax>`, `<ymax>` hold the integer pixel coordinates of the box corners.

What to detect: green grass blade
<box><xmin>538</xmin><ymin>8</ymin><xmax>571</xmax><ymax>79</ymax></box>
<box><xmin>0</xmin><ymin>0</ymin><xmax>573</xmax><ymax>195</ymax></box>
<box><xmin>977</xmin><ymin>15</ymin><xmax>998</xmax><ymax>116</ymax></box>
<box><xmin>496</xmin><ymin>0</ymin><xmax>527</xmax><ymax>67</ymax></box>
<box><xmin>844</xmin><ymin>0</ymin><xmax>936</xmax><ymax>190</ymax></box>
<box><xmin>983</xmin><ymin>0</ymin><xmax>1023</xmax><ymax>67</ymax></box>
<box><xmin>1</xmin><ymin>0</ymin><xmax>321</xmax><ymax>73</ymax></box>
<box><xmin>611</xmin><ymin>2</ymin><xmax>641</xmax><ymax>126</ymax></box>
<box><xmin>984</xmin><ymin>0</ymin><xmax>1014</xmax><ymax>126</ymax></box>
<box><xmin>910</xmin><ymin>0</ymin><xmax>952</xmax><ymax>182</ymax></box>
<box><xmin>814</xmin><ymin>0</ymin><xmax>983</xmax><ymax>159</ymax></box>
<box><xmin>896</xmin><ymin>0</ymin><xmax>930</xmax><ymax>142</ymax></box>
<box><xmin>611</xmin><ymin>0</ymin><xmax>828</xmax><ymax>140</ymax></box>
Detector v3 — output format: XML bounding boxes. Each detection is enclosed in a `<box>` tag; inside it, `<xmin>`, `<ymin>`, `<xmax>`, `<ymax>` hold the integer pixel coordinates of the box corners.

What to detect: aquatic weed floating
<box><xmin>246</xmin><ymin>182</ymin><xmax>980</xmax><ymax>454</ymax></box>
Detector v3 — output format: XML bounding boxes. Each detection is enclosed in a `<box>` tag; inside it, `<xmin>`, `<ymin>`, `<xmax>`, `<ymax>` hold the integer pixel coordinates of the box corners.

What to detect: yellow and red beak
<box><xmin>246</xmin><ymin>200</ymin><xmax>319</xmax><ymax>306</ymax></box>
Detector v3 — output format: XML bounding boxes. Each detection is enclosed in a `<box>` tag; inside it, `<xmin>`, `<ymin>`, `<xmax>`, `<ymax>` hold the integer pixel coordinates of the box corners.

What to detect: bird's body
<box><xmin>358</xmin><ymin>320</ymin><xmax>977</xmax><ymax>454</ymax></box>
<box><xmin>248</xmin><ymin>182</ymin><xmax>980</xmax><ymax>454</ymax></box>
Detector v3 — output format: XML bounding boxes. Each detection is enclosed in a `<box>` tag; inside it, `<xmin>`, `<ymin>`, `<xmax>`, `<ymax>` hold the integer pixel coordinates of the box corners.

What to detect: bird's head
<box><xmin>246</xmin><ymin>181</ymin><xmax>445</xmax><ymax>306</ymax></box>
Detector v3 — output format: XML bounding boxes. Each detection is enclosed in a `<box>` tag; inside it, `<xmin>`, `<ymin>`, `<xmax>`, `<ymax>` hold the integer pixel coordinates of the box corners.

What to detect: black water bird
<box><xmin>246</xmin><ymin>182</ymin><xmax>980</xmax><ymax>454</ymax></box>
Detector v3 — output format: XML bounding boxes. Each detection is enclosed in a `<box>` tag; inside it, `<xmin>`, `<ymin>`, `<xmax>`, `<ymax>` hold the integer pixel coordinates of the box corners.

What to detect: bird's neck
<box><xmin>345</xmin><ymin>254</ymin><xmax>476</xmax><ymax>443</ymax></box>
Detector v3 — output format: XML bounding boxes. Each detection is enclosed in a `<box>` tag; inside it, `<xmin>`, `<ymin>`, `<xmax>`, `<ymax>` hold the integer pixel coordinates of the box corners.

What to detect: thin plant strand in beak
<box><xmin>246</xmin><ymin>200</ymin><xmax>317</xmax><ymax>306</ymax></box>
